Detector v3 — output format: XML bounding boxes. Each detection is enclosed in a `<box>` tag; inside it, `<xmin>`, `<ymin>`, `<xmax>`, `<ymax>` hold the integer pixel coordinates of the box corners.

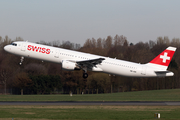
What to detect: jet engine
<box><xmin>62</xmin><ymin>60</ymin><xmax>80</xmax><ymax>71</ymax></box>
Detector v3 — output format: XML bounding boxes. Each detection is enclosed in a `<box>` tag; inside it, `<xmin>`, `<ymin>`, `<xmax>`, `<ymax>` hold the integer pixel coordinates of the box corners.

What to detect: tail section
<box><xmin>147</xmin><ymin>47</ymin><xmax>176</xmax><ymax>70</ymax></box>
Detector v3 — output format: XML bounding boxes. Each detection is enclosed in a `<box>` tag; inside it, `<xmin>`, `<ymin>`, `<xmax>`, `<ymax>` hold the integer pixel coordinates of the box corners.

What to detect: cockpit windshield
<box><xmin>11</xmin><ymin>43</ymin><xmax>17</xmax><ymax>46</ymax></box>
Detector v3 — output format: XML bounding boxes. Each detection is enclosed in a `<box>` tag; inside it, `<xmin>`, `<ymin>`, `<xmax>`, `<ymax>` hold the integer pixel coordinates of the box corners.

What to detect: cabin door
<box><xmin>21</xmin><ymin>43</ymin><xmax>26</xmax><ymax>51</ymax></box>
<box><xmin>141</xmin><ymin>66</ymin><xmax>146</xmax><ymax>75</ymax></box>
<box><xmin>54</xmin><ymin>49</ymin><xmax>59</xmax><ymax>58</ymax></box>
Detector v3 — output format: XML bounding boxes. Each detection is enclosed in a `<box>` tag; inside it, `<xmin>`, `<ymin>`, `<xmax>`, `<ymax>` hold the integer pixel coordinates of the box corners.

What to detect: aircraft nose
<box><xmin>4</xmin><ymin>46</ymin><xmax>7</xmax><ymax>51</ymax></box>
<box><xmin>4</xmin><ymin>45</ymin><xmax>10</xmax><ymax>52</ymax></box>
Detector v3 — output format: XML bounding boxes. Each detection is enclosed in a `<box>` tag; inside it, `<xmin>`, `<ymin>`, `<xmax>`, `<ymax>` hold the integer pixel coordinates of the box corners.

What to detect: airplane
<box><xmin>4</xmin><ymin>41</ymin><xmax>176</xmax><ymax>78</ymax></box>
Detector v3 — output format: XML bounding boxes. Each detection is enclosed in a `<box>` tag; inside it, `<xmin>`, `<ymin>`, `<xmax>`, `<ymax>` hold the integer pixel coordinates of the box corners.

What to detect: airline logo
<box><xmin>27</xmin><ymin>45</ymin><xmax>50</xmax><ymax>54</ymax></box>
<box><xmin>149</xmin><ymin>47</ymin><xmax>176</xmax><ymax>66</ymax></box>
<box><xmin>160</xmin><ymin>52</ymin><xmax>170</xmax><ymax>63</ymax></box>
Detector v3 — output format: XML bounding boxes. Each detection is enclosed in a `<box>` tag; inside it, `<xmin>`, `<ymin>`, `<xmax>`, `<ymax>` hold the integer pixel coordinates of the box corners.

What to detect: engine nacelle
<box><xmin>91</xmin><ymin>67</ymin><xmax>103</xmax><ymax>72</ymax></box>
<box><xmin>62</xmin><ymin>60</ymin><xmax>80</xmax><ymax>71</ymax></box>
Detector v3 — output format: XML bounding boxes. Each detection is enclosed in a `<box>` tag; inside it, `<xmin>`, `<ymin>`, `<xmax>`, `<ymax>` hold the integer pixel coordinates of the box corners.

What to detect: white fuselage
<box><xmin>4</xmin><ymin>41</ymin><xmax>174</xmax><ymax>77</ymax></box>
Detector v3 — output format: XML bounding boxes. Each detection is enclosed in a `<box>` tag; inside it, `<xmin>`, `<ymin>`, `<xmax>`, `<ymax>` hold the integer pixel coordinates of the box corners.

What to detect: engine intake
<box><xmin>62</xmin><ymin>60</ymin><xmax>80</xmax><ymax>71</ymax></box>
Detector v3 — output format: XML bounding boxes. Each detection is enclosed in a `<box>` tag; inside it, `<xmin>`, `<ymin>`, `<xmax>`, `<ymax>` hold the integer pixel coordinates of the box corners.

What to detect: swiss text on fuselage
<box><xmin>27</xmin><ymin>45</ymin><xmax>50</xmax><ymax>54</ymax></box>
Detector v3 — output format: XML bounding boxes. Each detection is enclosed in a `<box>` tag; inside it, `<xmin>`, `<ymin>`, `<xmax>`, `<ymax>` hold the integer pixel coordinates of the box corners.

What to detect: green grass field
<box><xmin>0</xmin><ymin>106</ymin><xmax>180</xmax><ymax>120</ymax></box>
<box><xmin>0</xmin><ymin>89</ymin><xmax>180</xmax><ymax>120</ymax></box>
<box><xmin>0</xmin><ymin>89</ymin><xmax>180</xmax><ymax>101</ymax></box>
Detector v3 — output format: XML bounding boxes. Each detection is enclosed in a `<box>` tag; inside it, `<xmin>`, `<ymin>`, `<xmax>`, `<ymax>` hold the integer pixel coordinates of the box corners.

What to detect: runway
<box><xmin>0</xmin><ymin>101</ymin><xmax>180</xmax><ymax>106</ymax></box>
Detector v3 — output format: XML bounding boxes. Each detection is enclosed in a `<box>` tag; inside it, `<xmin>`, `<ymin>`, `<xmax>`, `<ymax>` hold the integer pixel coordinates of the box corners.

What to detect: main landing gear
<box><xmin>82</xmin><ymin>66</ymin><xmax>88</xmax><ymax>79</ymax></box>
<box><xmin>83</xmin><ymin>73</ymin><xmax>88</xmax><ymax>79</ymax></box>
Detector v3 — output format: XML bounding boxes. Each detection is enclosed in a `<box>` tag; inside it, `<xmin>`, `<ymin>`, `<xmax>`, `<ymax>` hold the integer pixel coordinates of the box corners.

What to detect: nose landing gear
<box><xmin>20</xmin><ymin>56</ymin><xmax>24</xmax><ymax>65</ymax></box>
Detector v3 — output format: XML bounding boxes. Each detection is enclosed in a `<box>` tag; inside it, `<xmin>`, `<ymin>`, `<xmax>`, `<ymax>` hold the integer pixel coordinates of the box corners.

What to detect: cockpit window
<box><xmin>11</xmin><ymin>43</ymin><xmax>17</xmax><ymax>46</ymax></box>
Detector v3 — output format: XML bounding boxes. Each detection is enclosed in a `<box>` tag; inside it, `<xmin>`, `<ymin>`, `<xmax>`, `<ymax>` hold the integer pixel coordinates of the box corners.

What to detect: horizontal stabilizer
<box><xmin>154</xmin><ymin>71</ymin><xmax>174</xmax><ymax>77</ymax></box>
<box><xmin>154</xmin><ymin>71</ymin><xmax>171</xmax><ymax>74</ymax></box>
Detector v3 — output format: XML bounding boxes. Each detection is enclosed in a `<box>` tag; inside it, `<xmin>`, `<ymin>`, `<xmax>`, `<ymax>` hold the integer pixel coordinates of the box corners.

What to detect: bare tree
<box><xmin>171</xmin><ymin>38</ymin><xmax>180</xmax><ymax>47</ymax></box>
<box><xmin>15</xmin><ymin>37</ymin><xmax>24</xmax><ymax>41</ymax></box>
<box><xmin>0</xmin><ymin>66</ymin><xmax>12</xmax><ymax>95</ymax></box>
<box><xmin>97</xmin><ymin>38</ymin><xmax>102</xmax><ymax>49</ymax></box>
<box><xmin>13</xmin><ymin>72</ymin><xmax>32</xmax><ymax>95</ymax></box>
<box><xmin>114</xmin><ymin>35</ymin><xmax>126</xmax><ymax>46</ymax></box>
<box><xmin>24</xmin><ymin>63</ymin><xmax>48</xmax><ymax>75</ymax></box>
<box><xmin>104</xmin><ymin>36</ymin><xmax>112</xmax><ymax>49</ymax></box>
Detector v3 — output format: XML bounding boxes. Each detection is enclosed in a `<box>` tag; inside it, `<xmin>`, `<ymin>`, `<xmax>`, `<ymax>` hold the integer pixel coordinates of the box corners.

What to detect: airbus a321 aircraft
<box><xmin>4</xmin><ymin>41</ymin><xmax>176</xmax><ymax>78</ymax></box>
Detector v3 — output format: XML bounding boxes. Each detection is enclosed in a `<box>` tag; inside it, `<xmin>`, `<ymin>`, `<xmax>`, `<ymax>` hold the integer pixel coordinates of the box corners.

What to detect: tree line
<box><xmin>0</xmin><ymin>35</ymin><xmax>180</xmax><ymax>95</ymax></box>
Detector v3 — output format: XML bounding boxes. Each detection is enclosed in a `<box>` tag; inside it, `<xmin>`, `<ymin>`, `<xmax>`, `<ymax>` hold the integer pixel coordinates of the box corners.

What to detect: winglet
<box><xmin>147</xmin><ymin>46</ymin><xmax>176</xmax><ymax>70</ymax></box>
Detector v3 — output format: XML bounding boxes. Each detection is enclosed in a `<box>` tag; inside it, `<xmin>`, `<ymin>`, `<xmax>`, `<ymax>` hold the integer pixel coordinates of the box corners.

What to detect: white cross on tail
<box><xmin>160</xmin><ymin>52</ymin><xmax>170</xmax><ymax>63</ymax></box>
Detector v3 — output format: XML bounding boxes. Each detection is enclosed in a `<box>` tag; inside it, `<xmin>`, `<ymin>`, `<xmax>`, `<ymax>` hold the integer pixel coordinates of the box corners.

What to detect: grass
<box><xmin>0</xmin><ymin>89</ymin><xmax>180</xmax><ymax>120</ymax></box>
<box><xmin>0</xmin><ymin>89</ymin><xmax>180</xmax><ymax>101</ymax></box>
<box><xmin>0</xmin><ymin>106</ymin><xmax>180</xmax><ymax>120</ymax></box>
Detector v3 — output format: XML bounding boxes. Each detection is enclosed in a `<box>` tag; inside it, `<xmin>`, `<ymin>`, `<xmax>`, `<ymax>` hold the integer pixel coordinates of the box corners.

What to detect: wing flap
<box><xmin>76</xmin><ymin>58</ymin><xmax>105</xmax><ymax>68</ymax></box>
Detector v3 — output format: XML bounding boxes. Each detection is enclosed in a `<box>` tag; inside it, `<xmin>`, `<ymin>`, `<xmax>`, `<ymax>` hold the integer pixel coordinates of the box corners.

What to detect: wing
<box><xmin>76</xmin><ymin>58</ymin><xmax>105</xmax><ymax>68</ymax></box>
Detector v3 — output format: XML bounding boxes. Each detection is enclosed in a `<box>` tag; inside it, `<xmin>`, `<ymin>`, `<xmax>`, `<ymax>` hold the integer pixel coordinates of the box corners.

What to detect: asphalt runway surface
<box><xmin>0</xmin><ymin>101</ymin><xmax>180</xmax><ymax>106</ymax></box>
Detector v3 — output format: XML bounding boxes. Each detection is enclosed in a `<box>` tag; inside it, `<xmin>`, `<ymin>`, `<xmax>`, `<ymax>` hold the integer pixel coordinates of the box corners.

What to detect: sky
<box><xmin>0</xmin><ymin>0</ymin><xmax>180</xmax><ymax>45</ymax></box>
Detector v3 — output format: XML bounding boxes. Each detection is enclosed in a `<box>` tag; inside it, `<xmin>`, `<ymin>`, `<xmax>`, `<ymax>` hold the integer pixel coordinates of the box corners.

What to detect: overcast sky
<box><xmin>0</xmin><ymin>0</ymin><xmax>180</xmax><ymax>45</ymax></box>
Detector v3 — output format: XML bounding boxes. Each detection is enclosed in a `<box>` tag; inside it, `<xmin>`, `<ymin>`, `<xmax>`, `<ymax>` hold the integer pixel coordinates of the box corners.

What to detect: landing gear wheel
<box><xmin>20</xmin><ymin>56</ymin><xmax>24</xmax><ymax>65</ymax></box>
<box><xmin>83</xmin><ymin>73</ymin><xmax>88</xmax><ymax>79</ymax></box>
